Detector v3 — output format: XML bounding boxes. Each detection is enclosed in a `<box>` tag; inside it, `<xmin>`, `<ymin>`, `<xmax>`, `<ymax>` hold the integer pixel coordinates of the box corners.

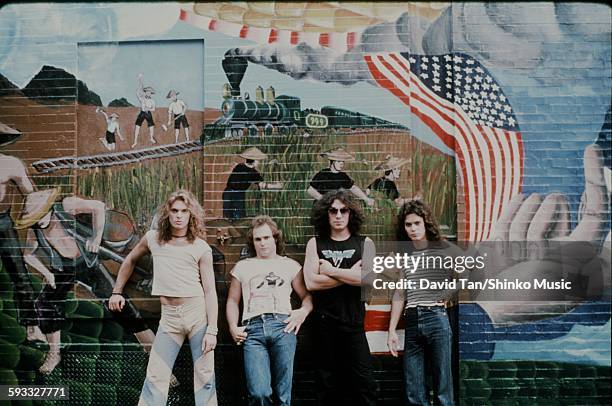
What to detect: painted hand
<box><xmin>85</xmin><ymin>238</ymin><xmax>100</xmax><ymax>253</ymax></box>
<box><xmin>44</xmin><ymin>272</ymin><xmax>56</xmax><ymax>289</ymax></box>
<box><xmin>476</xmin><ymin>144</ymin><xmax>610</xmax><ymax>323</ymax></box>
<box><xmin>108</xmin><ymin>294</ymin><xmax>125</xmax><ymax>312</ymax></box>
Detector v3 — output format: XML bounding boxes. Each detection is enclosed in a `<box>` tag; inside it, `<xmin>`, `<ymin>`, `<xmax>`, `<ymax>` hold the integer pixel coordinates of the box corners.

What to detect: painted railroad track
<box><xmin>32</xmin><ymin>141</ymin><xmax>203</xmax><ymax>173</ymax></box>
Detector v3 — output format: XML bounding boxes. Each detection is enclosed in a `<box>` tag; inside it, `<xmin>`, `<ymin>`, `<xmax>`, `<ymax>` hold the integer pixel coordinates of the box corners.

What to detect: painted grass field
<box><xmin>205</xmin><ymin>129</ymin><xmax>456</xmax><ymax>244</ymax></box>
<box><xmin>77</xmin><ymin>155</ymin><xmax>203</xmax><ymax>232</ymax></box>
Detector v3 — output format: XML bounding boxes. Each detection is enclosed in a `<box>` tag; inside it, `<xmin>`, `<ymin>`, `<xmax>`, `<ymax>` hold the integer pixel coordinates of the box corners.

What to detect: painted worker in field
<box><xmin>307</xmin><ymin>147</ymin><xmax>375</xmax><ymax>207</ymax></box>
<box><xmin>366</xmin><ymin>155</ymin><xmax>414</xmax><ymax>206</ymax></box>
<box><xmin>303</xmin><ymin>189</ymin><xmax>377</xmax><ymax>405</ymax></box>
<box><xmin>166</xmin><ymin>89</ymin><xmax>190</xmax><ymax>144</ymax></box>
<box><xmin>226</xmin><ymin>215</ymin><xmax>312</xmax><ymax>405</ymax></box>
<box><xmin>222</xmin><ymin>147</ymin><xmax>282</xmax><ymax>220</ymax></box>
<box><xmin>96</xmin><ymin>107</ymin><xmax>124</xmax><ymax>151</ymax></box>
<box><xmin>109</xmin><ymin>189</ymin><xmax>218</xmax><ymax>405</ymax></box>
<box><xmin>0</xmin><ymin>125</ymin><xmax>46</xmax><ymax>343</ymax></box>
<box><xmin>132</xmin><ymin>73</ymin><xmax>157</xmax><ymax>148</ymax></box>
<box><xmin>20</xmin><ymin>189</ymin><xmax>106</xmax><ymax>374</ymax></box>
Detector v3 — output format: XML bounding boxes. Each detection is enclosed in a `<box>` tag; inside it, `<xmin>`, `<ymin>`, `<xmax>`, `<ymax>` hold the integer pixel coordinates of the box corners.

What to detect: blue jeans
<box><xmin>243</xmin><ymin>313</ymin><xmax>297</xmax><ymax>406</ymax></box>
<box><xmin>403</xmin><ymin>306</ymin><xmax>454</xmax><ymax>406</ymax></box>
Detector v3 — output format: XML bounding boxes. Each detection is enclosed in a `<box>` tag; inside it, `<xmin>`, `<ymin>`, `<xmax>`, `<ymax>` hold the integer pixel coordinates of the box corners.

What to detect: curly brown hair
<box><xmin>311</xmin><ymin>189</ymin><xmax>364</xmax><ymax>238</ymax></box>
<box><xmin>246</xmin><ymin>215</ymin><xmax>285</xmax><ymax>257</ymax></box>
<box><xmin>156</xmin><ymin>189</ymin><xmax>205</xmax><ymax>243</ymax></box>
<box><xmin>396</xmin><ymin>200</ymin><xmax>443</xmax><ymax>241</ymax></box>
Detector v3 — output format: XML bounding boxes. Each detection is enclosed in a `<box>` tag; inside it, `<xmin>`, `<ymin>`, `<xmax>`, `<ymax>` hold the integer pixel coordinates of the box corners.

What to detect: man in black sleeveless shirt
<box><xmin>304</xmin><ymin>189</ymin><xmax>377</xmax><ymax>405</ymax></box>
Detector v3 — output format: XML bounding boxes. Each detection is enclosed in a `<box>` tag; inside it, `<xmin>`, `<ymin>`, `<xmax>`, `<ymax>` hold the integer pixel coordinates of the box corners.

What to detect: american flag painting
<box><xmin>365</xmin><ymin>52</ymin><xmax>524</xmax><ymax>242</ymax></box>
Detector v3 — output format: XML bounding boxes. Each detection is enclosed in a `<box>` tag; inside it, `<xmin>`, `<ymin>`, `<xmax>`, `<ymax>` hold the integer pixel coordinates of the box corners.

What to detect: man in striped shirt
<box><xmin>387</xmin><ymin>200</ymin><xmax>458</xmax><ymax>406</ymax></box>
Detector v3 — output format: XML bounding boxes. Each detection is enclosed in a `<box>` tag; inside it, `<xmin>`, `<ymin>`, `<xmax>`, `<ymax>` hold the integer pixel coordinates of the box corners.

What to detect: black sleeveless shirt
<box><xmin>314</xmin><ymin>234</ymin><xmax>366</xmax><ymax>331</ymax></box>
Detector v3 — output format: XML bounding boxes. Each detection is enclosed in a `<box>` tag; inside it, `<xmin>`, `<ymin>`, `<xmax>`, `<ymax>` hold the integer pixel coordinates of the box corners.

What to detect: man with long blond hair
<box><xmin>109</xmin><ymin>189</ymin><xmax>218</xmax><ymax>405</ymax></box>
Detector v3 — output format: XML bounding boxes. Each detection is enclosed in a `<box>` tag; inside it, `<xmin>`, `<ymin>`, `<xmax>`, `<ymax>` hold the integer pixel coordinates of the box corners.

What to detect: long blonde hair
<box><xmin>156</xmin><ymin>189</ymin><xmax>205</xmax><ymax>243</ymax></box>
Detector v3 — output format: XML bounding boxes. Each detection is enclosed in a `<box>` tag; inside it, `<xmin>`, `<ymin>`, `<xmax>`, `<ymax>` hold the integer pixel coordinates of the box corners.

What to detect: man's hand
<box><xmin>203</xmin><ymin>333</ymin><xmax>216</xmax><ymax>353</ymax></box>
<box><xmin>283</xmin><ymin>308</ymin><xmax>308</xmax><ymax>334</ymax></box>
<box><xmin>351</xmin><ymin>259</ymin><xmax>363</xmax><ymax>273</ymax></box>
<box><xmin>108</xmin><ymin>294</ymin><xmax>125</xmax><ymax>312</ymax></box>
<box><xmin>318</xmin><ymin>259</ymin><xmax>335</xmax><ymax>276</ymax></box>
<box><xmin>230</xmin><ymin>325</ymin><xmax>248</xmax><ymax>345</ymax></box>
<box><xmin>85</xmin><ymin>238</ymin><xmax>100</xmax><ymax>253</ymax></box>
<box><xmin>387</xmin><ymin>330</ymin><xmax>400</xmax><ymax>357</ymax></box>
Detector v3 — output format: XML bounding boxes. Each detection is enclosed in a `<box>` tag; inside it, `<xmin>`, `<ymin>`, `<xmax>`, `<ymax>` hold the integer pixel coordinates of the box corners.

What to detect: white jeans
<box><xmin>139</xmin><ymin>296</ymin><xmax>217</xmax><ymax>405</ymax></box>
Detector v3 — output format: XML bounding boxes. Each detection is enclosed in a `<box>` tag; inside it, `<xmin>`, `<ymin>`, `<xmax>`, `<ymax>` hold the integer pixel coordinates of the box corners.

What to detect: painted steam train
<box><xmin>202</xmin><ymin>52</ymin><xmax>404</xmax><ymax>141</ymax></box>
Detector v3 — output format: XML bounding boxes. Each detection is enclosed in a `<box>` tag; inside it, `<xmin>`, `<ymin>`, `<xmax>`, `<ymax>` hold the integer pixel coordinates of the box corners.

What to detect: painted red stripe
<box><xmin>364</xmin><ymin>55</ymin><xmax>410</xmax><ymax>106</ymax></box>
<box><xmin>268</xmin><ymin>29</ymin><xmax>278</xmax><ymax>44</ymax></box>
<box><xmin>364</xmin><ymin>310</ymin><xmax>405</xmax><ymax>331</ymax></box>
<box><xmin>239</xmin><ymin>25</ymin><xmax>249</xmax><ymax>38</ymax></box>
<box><xmin>208</xmin><ymin>19</ymin><xmax>217</xmax><ymax>31</ymax></box>
<box><xmin>495</xmin><ymin>128</ymin><xmax>511</xmax><ymax>229</ymax></box>
<box><xmin>347</xmin><ymin>32</ymin><xmax>356</xmax><ymax>50</ymax></box>
<box><xmin>505</xmin><ymin>131</ymin><xmax>516</xmax><ymax>209</ymax></box>
<box><xmin>290</xmin><ymin>31</ymin><xmax>299</xmax><ymax>45</ymax></box>
<box><xmin>319</xmin><ymin>33</ymin><xmax>329</xmax><ymax>47</ymax></box>
<box><xmin>491</xmin><ymin>128</ymin><xmax>508</xmax><ymax>236</ymax></box>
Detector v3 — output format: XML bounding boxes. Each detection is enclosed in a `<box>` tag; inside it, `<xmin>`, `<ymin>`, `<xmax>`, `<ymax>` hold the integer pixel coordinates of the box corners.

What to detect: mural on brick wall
<box><xmin>0</xmin><ymin>2</ymin><xmax>610</xmax><ymax>404</ymax></box>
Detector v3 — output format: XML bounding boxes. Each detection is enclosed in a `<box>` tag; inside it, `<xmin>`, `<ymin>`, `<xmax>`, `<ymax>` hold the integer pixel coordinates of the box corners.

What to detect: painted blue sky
<box><xmin>78</xmin><ymin>40</ymin><xmax>204</xmax><ymax>109</ymax></box>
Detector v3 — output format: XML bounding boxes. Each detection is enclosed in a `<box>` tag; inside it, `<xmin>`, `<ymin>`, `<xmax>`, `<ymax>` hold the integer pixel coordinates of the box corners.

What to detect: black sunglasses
<box><xmin>328</xmin><ymin>207</ymin><xmax>350</xmax><ymax>215</ymax></box>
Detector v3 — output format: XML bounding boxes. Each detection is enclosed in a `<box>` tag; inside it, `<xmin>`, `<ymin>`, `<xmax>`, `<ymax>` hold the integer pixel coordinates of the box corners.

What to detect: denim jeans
<box><xmin>243</xmin><ymin>313</ymin><xmax>297</xmax><ymax>406</ymax></box>
<box><xmin>403</xmin><ymin>306</ymin><xmax>454</xmax><ymax>406</ymax></box>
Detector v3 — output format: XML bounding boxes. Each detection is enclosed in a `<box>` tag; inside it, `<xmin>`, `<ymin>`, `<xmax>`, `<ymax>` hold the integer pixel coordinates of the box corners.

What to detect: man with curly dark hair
<box><xmin>304</xmin><ymin>189</ymin><xmax>377</xmax><ymax>405</ymax></box>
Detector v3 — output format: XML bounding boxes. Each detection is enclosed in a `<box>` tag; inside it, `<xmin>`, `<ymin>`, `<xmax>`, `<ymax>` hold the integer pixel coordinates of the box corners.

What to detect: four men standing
<box><xmin>8</xmin><ymin>139</ymin><xmax>452</xmax><ymax>403</ymax></box>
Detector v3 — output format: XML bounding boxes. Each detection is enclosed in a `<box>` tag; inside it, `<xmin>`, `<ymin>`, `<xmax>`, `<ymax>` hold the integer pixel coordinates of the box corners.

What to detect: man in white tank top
<box><xmin>109</xmin><ymin>190</ymin><xmax>218</xmax><ymax>405</ymax></box>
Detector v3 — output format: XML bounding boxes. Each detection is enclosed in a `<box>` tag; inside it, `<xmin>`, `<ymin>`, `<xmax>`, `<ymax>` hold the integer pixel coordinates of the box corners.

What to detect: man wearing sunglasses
<box><xmin>303</xmin><ymin>189</ymin><xmax>377</xmax><ymax>405</ymax></box>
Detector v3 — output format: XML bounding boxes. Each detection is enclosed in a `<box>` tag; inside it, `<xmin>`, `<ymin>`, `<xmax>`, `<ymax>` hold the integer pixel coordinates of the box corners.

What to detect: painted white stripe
<box><xmin>481</xmin><ymin>126</ymin><xmax>506</xmax><ymax>238</ymax></box>
<box><xmin>366</xmin><ymin>330</ymin><xmax>405</xmax><ymax>353</ymax></box>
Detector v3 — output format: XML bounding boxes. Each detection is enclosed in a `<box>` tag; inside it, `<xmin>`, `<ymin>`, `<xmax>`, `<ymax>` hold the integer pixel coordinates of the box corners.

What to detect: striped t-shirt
<box><xmin>402</xmin><ymin>241</ymin><xmax>462</xmax><ymax>309</ymax></box>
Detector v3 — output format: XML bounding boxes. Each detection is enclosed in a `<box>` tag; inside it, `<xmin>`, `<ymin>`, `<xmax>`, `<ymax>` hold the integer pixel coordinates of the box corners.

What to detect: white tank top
<box><xmin>145</xmin><ymin>230</ymin><xmax>211</xmax><ymax>297</ymax></box>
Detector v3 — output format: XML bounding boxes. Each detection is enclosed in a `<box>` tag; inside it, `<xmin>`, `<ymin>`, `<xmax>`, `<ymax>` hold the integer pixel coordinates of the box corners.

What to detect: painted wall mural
<box><xmin>0</xmin><ymin>2</ymin><xmax>610</xmax><ymax>405</ymax></box>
